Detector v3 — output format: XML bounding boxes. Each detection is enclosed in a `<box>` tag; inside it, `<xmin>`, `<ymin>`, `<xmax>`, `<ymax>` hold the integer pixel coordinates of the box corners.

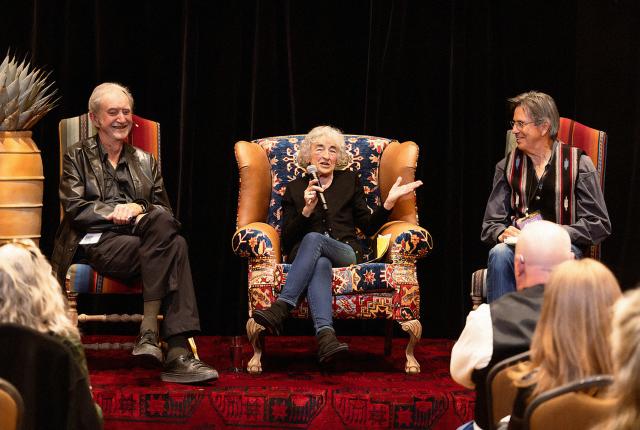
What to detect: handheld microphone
<box><xmin>306</xmin><ymin>165</ymin><xmax>328</xmax><ymax>211</ymax></box>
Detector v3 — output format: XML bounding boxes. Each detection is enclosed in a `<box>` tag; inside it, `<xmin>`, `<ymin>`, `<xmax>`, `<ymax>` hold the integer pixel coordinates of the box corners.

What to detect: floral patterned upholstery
<box><xmin>233</xmin><ymin>134</ymin><xmax>432</xmax><ymax>374</ymax></box>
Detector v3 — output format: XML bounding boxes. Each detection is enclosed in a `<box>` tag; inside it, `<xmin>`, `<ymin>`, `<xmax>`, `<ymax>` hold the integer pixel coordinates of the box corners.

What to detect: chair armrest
<box><xmin>232</xmin><ymin>222</ymin><xmax>281</xmax><ymax>262</ymax></box>
<box><xmin>377</xmin><ymin>221</ymin><xmax>433</xmax><ymax>263</ymax></box>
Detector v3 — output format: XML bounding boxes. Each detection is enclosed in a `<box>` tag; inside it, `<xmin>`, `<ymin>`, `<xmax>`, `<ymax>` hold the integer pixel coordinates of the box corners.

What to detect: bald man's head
<box><xmin>514</xmin><ymin>221</ymin><xmax>574</xmax><ymax>290</ymax></box>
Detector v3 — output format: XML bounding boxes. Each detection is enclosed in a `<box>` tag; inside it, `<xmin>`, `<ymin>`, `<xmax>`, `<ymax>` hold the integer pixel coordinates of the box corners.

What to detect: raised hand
<box><xmin>384</xmin><ymin>177</ymin><xmax>423</xmax><ymax>210</ymax></box>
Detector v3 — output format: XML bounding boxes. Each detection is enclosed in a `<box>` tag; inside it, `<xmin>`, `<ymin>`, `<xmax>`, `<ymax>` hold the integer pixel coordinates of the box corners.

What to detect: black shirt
<box><xmin>282</xmin><ymin>170</ymin><xmax>391</xmax><ymax>263</ymax></box>
<box><xmin>97</xmin><ymin>139</ymin><xmax>136</xmax><ymax>206</ymax></box>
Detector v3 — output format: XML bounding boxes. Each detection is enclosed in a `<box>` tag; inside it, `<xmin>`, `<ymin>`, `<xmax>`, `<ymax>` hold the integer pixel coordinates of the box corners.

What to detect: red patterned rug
<box><xmin>85</xmin><ymin>336</ymin><xmax>474</xmax><ymax>429</ymax></box>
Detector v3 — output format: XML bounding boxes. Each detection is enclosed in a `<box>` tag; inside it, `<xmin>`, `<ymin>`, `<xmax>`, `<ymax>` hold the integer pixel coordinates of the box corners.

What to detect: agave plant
<box><xmin>0</xmin><ymin>53</ymin><xmax>59</xmax><ymax>131</ymax></box>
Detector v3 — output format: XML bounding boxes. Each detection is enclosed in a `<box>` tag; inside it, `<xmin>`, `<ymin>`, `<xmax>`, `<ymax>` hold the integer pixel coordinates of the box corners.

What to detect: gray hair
<box><xmin>602</xmin><ymin>287</ymin><xmax>640</xmax><ymax>430</ymax></box>
<box><xmin>88</xmin><ymin>82</ymin><xmax>134</xmax><ymax>114</ymax></box>
<box><xmin>297</xmin><ymin>125</ymin><xmax>351</xmax><ymax>170</ymax></box>
<box><xmin>509</xmin><ymin>91</ymin><xmax>559</xmax><ymax>139</ymax></box>
<box><xmin>0</xmin><ymin>240</ymin><xmax>80</xmax><ymax>341</ymax></box>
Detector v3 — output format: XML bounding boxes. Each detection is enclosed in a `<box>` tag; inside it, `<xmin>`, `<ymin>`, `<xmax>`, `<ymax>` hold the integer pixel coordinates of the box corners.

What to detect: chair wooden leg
<box><xmin>246</xmin><ymin>318</ymin><xmax>265</xmax><ymax>374</ymax></box>
<box><xmin>384</xmin><ymin>319</ymin><xmax>393</xmax><ymax>356</ymax></box>
<box><xmin>399</xmin><ymin>320</ymin><xmax>422</xmax><ymax>374</ymax></box>
<box><xmin>66</xmin><ymin>291</ymin><xmax>79</xmax><ymax>326</ymax></box>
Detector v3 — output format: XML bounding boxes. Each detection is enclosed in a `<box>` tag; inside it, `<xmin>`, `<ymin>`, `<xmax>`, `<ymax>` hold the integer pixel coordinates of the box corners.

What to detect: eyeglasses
<box><xmin>510</xmin><ymin>120</ymin><xmax>537</xmax><ymax>130</ymax></box>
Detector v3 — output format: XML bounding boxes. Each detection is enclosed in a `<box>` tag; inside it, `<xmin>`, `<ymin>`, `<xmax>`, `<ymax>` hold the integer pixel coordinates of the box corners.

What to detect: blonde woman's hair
<box><xmin>510</xmin><ymin>258</ymin><xmax>621</xmax><ymax>397</ymax></box>
<box><xmin>0</xmin><ymin>240</ymin><xmax>80</xmax><ymax>341</ymax></box>
<box><xmin>297</xmin><ymin>125</ymin><xmax>351</xmax><ymax>170</ymax></box>
<box><xmin>596</xmin><ymin>287</ymin><xmax>640</xmax><ymax>430</ymax></box>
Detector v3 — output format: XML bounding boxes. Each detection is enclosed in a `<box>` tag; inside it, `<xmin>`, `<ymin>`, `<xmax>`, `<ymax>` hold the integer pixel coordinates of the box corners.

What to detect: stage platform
<box><xmin>85</xmin><ymin>335</ymin><xmax>474</xmax><ymax>429</ymax></box>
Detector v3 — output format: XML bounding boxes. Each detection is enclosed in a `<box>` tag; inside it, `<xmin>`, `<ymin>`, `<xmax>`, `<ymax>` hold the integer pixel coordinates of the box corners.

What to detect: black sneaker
<box><xmin>161</xmin><ymin>354</ymin><xmax>219</xmax><ymax>384</ymax></box>
<box><xmin>132</xmin><ymin>329</ymin><xmax>163</xmax><ymax>364</ymax></box>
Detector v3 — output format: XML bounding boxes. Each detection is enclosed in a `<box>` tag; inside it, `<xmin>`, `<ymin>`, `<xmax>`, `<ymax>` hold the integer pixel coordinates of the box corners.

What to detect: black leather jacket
<box><xmin>51</xmin><ymin>136</ymin><xmax>172</xmax><ymax>285</ymax></box>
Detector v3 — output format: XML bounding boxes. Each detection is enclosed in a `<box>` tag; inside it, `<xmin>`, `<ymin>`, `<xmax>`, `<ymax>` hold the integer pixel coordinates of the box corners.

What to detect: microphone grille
<box><xmin>306</xmin><ymin>165</ymin><xmax>317</xmax><ymax>174</ymax></box>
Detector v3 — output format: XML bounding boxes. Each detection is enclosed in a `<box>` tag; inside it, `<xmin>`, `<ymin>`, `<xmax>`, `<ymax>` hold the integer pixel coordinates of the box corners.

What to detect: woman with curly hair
<box><xmin>253</xmin><ymin>125</ymin><xmax>422</xmax><ymax>363</ymax></box>
<box><xmin>0</xmin><ymin>239</ymin><xmax>102</xmax><ymax>428</ymax></box>
<box><xmin>595</xmin><ymin>287</ymin><xmax>640</xmax><ymax>430</ymax></box>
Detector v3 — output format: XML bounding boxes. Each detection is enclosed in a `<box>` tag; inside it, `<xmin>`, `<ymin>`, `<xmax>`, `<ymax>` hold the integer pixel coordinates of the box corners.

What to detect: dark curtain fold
<box><xmin>2</xmin><ymin>0</ymin><xmax>638</xmax><ymax>337</ymax></box>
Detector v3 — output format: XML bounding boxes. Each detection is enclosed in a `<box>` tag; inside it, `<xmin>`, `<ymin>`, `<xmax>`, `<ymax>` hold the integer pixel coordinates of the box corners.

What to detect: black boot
<box><xmin>252</xmin><ymin>300</ymin><xmax>290</xmax><ymax>335</ymax></box>
<box><xmin>316</xmin><ymin>328</ymin><xmax>348</xmax><ymax>364</ymax></box>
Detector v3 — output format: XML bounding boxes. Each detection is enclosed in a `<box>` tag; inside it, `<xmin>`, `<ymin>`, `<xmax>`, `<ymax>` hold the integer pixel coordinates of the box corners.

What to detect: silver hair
<box><xmin>88</xmin><ymin>82</ymin><xmax>134</xmax><ymax>114</ymax></box>
<box><xmin>508</xmin><ymin>91</ymin><xmax>560</xmax><ymax>140</ymax></box>
<box><xmin>600</xmin><ymin>287</ymin><xmax>640</xmax><ymax>430</ymax></box>
<box><xmin>0</xmin><ymin>240</ymin><xmax>80</xmax><ymax>341</ymax></box>
<box><xmin>297</xmin><ymin>125</ymin><xmax>351</xmax><ymax>170</ymax></box>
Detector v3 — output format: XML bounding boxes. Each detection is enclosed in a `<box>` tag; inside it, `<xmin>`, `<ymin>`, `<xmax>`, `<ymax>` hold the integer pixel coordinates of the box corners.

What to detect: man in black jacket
<box><xmin>52</xmin><ymin>82</ymin><xmax>217</xmax><ymax>384</ymax></box>
<box><xmin>450</xmin><ymin>220</ymin><xmax>574</xmax><ymax>430</ymax></box>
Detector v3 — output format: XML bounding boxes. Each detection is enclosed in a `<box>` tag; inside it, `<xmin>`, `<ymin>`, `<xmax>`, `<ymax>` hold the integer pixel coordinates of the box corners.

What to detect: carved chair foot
<box><xmin>399</xmin><ymin>319</ymin><xmax>422</xmax><ymax>374</ymax></box>
<box><xmin>246</xmin><ymin>318</ymin><xmax>266</xmax><ymax>374</ymax></box>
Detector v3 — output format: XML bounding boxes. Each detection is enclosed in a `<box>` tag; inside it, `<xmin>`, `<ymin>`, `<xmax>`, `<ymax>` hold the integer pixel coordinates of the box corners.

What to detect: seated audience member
<box><xmin>481</xmin><ymin>91</ymin><xmax>610</xmax><ymax>302</ymax></box>
<box><xmin>252</xmin><ymin>125</ymin><xmax>422</xmax><ymax>363</ymax></box>
<box><xmin>451</xmin><ymin>220</ymin><xmax>574</xmax><ymax>430</ymax></box>
<box><xmin>505</xmin><ymin>258</ymin><xmax>621</xmax><ymax>430</ymax></box>
<box><xmin>51</xmin><ymin>82</ymin><xmax>217</xmax><ymax>384</ymax></box>
<box><xmin>0</xmin><ymin>239</ymin><xmax>102</xmax><ymax>428</ymax></box>
<box><xmin>594</xmin><ymin>286</ymin><xmax>640</xmax><ymax>430</ymax></box>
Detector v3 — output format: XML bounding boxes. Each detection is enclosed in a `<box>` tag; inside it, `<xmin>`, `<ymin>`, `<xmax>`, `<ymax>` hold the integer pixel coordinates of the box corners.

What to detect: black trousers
<box><xmin>82</xmin><ymin>208</ymin><xmax>200</xmax><ymax>338</ymax></box>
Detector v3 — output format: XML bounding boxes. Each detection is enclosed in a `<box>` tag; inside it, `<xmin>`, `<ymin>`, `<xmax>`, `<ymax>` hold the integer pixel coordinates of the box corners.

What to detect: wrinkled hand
<box><xmin>498</xmin><ymin>226</ymin><xmax>521</xmax><ymax>243</ymax></box>
<box><xmin>301</xmin><ymin>179</ymin><xmax>325</xmax><ymax>217</ymax></box>
<box><xmin>106</xmin><ymin>203</ymin><xmax>144</xmax><ymax>225</ymax></box>
<box><xmin>384</xmin><ymin>177</ymin><xmax>423</xmax><ymax>210</ymax></box>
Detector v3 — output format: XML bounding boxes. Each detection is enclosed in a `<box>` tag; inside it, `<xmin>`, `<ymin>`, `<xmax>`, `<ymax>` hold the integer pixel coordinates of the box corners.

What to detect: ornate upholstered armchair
<box><xmin>471</xmin><ymin>117</ymin><xmax>607</xmax><ymax>308</ymax></box>
<box><xmin>233</xmin><ymin>134</ymin><xmax>432</xmax><ymax>374</ymax></box>
<box><xmin>58</xmin><ymin>114</ymin><xmax>160</xmax><ymax>332</ymax></box>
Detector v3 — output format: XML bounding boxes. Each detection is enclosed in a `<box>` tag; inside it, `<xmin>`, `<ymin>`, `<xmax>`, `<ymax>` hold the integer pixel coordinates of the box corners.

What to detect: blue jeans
<box><xmin>278</xmin><ymin>232</ymin><xmax>356</xmax><ymax>334</ymax></box>
<box><xmin>486</xmin><ymin>242</ymin><xmax>583</xmax><ymax>303</ymax></box>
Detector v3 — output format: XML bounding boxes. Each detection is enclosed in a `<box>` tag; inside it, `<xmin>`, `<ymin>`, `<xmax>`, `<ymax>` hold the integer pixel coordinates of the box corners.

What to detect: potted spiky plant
<box><xmin>0</xmin><ymin>52</ymin><xmax>58</xmax><ymax>244</ymax></box>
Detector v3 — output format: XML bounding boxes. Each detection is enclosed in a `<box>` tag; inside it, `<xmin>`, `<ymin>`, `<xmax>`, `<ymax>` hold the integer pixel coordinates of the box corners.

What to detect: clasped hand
<box><xmin>106</xmin><ymin>203</ymin><xmax>144</xmax><ymax>225</ymax></box>
<box><xmin>498</xmin><ymin>225</ymin><xmax>520</xmax><ymax>243</ymax></box>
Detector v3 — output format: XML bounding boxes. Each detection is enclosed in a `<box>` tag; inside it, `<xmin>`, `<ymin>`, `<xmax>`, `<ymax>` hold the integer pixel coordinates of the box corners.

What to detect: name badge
<box><xmin>515</xmin><ymin>211</ymin><xmax>543</xmax><ymax>230</ymax></box>
<box><xmin>79</xmin><ymin>232</ymin><xmax>102</xmax><ymax>245</ymax></box>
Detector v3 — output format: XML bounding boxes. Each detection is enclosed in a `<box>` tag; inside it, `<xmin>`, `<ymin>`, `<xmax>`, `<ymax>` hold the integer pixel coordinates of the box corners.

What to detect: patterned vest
<box><xmin>505</xmin><ymin>141</ymin><xmax>583</xmax><ymax>225</ymax></box>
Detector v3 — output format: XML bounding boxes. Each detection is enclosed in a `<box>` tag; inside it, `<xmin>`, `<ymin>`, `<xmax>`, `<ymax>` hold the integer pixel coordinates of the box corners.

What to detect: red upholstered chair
<box><xmin>233</xmin><ymin>135</ymin><xmax>433</xmax><ymax>374</ymax></box>
<box><xmin>470</xmin><ymin>117</ymin><xmax>608</xmax><ymax>307</ymax></box>
<box><xmin>58</xmin><ymin>114</ymin><xmax>160</xmax><ymax>338</ymax></box>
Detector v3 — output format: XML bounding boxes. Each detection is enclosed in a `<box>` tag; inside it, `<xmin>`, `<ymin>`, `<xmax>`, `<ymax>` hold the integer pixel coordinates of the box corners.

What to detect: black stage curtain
<box><xmin>2</xmin><ymin>0</ymin><xmax>639</xmax><ymax>338</ymax></box>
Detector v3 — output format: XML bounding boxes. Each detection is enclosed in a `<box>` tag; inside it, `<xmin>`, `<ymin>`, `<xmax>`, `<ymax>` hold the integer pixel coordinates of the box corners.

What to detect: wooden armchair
<box><xmin>233</xmin><ymin>134</ymin><xmax>432</xmax><ymax>374</ymax></box>
<box><xmin>523</xmin><ymin>375</ymin><xmax>615</xmax><ymax>430</ymax></box>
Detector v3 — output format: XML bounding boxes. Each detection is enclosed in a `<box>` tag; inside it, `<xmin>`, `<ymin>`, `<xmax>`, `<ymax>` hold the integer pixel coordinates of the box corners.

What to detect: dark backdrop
<box><xmin>2</xmin><ymin>0</ymin><xmax>639</xmax><ymax>338</ymax></box>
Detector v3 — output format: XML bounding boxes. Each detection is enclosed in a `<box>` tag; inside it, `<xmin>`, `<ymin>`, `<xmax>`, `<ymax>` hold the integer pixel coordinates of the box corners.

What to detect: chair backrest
<box><xmin>235</xmin><ymin>135</ymin><xmax>420</xmax><ymax>236</ymax></box>
<box><xmin>523</xmin><ymin>375</ymin><xmax>615</xmax><ymax>430</ymax></box>
<box><xmin>486</xmin><ymin>351</ymin><xmax>531</xmax><ymax>430</ymax></box>
<box><xmin>0</xmin><ymin>323</ymin><xmax>101</xmax><ymax>429</ymax></box>
<box><xmin>506</xmin><ymin>117</ymin><xmax>607</xmax><ymax>259</ymax></box>
<box><xmin>0</xmin><ymin>377</ymin><xmax>23</xmax><ymax>430</ymax></box>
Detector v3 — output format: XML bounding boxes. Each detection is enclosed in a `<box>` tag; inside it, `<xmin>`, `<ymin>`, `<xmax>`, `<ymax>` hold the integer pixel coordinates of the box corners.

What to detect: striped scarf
<box><xmin>505</xmin><ymin>140</ymin><xmax>582</xmax><ymax>225</ymax></box>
